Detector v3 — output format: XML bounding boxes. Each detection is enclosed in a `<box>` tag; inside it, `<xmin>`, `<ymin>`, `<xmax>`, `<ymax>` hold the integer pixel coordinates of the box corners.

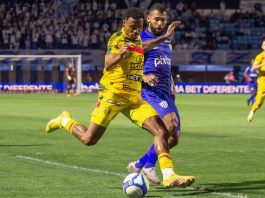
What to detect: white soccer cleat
<box><xmin>127</xmin><ymin>161</ymin><xmax>141</xmax><ymax>173</ymax></box>
<box><xmin>143</xmin><ymin>167</ymin><xmax>161</xmax><ymax>185</ymax></box>
<box><xmin>247</xmin><ymin>110</ymin><xmax>255</xmax><ymax>122</ymax></box>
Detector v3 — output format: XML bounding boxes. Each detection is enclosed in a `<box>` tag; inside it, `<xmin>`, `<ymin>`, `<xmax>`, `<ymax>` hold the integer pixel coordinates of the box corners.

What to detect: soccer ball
<box><xmin>123</xmin><ymin>173</ymin><xmax>149</xmax><ymax>197</ymax></box>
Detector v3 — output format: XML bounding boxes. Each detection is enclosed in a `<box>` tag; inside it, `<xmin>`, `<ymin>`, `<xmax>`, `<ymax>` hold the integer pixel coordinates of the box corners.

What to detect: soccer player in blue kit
<box><xmin>244</xmin><ymin>59</ymin><xmax>258</xmax><ymax>106</ymax></box>
<box><xmin>127</xmin><ymin>3</ymin><xmax>195</xmax><ymax>185</ymax></box>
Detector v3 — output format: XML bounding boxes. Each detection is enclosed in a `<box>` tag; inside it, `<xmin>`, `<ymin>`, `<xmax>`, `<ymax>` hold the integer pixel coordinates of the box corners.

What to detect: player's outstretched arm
<box><xmin>143</xmin><ymin>21</ymin><xmax>181</xmax><ymax>52</ymax></box>
<box><xmin>105</xmin><ymin>44</ymin><xmax>130</xmax><ymax>70</ymax></box>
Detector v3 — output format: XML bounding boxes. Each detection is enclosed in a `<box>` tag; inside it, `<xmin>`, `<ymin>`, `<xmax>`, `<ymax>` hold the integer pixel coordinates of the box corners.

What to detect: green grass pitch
<box><xmin>0</xmin><ymin>94</ymin><xmax>265</xmax><ymax>198</ymax></box>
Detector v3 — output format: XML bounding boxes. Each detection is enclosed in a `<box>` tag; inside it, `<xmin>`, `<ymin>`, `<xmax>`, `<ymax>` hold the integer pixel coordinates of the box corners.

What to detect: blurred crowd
<box><xmin>0</xmin><ymin>0</ymin><xmax>264</xmax><ymax>50</ymax></box>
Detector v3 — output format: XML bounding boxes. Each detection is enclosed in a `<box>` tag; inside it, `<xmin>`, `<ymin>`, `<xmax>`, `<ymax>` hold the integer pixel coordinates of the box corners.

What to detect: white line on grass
<box><xmin>15</xmin><ymin>155</ymin><xmax>249</xmax><ymax>198</ymax></box>
<box><xmin>15</xmin><ymin>155</ymin><xmax>125</xmax><ymax>177</ymax></box>
<box><xmin>212</xmin><ymin>192</ymin><xmax>249</xmax><ymax>198</ymax></box>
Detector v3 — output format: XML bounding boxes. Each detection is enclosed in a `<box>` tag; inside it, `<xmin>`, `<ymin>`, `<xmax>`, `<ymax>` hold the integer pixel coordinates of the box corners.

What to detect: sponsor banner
<box><xmin>1</xmin><ymin>82</ymin><xmax>250</xmax><ymax>94</ymax></box>
<box><xmin>0</xmin><ymin>83</ymin><xmax>62</xmax><ymax>93</ymax></box>
<box><xmin>0</xmin><ymin>82</ymin><xmax>99</xmax><ymax>93</ymax></box>
<box><xmin>175</xmin><ymin>83</ymin><xmax>251</xmax><ymax>94</ymax></box>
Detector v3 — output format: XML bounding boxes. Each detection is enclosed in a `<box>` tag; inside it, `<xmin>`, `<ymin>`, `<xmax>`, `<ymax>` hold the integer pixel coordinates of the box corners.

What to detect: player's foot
<box><xmin>163</xmin><ymin>173</ymin><xmax>195</xmax><ymax>188</ymax></box>
<box><xmin>127</xmin><ymin>161</ymin><xmax>141</xmax><ymax>173</ymax></box>
<box><xmin>142</xmin><ymin>167</ymin><xmax>161</xmax><ymax>185</ymax></box>
<box><xmin>67</xmin><ymin>94</ymin><xmax>70</xmax><ymax>97</ymax></box>
<box><xmin>74</xmin><ymin>93</ymin><xmax>79</xmax><ymax>96</ymax></box>
<box><xmin>45</xmin><ymin>111</ymin><xmax>71</xmax><ymax>133</ymax></box>
<box><xmin>247</xmin><ymin>110</ymin><xmax>255</xmax><ymax>122</ymax></box>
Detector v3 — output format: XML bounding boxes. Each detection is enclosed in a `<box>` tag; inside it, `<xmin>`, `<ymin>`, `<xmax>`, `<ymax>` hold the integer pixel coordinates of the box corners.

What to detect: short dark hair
<box><xmin>149</xmin><ymin>3</ymin><xmax>166</xmax><ymax>13</ymax></box>
<box><xmin>123</xmin><ymin>7</ymin><xmax>144</xmax><ymax>20</ymax></box>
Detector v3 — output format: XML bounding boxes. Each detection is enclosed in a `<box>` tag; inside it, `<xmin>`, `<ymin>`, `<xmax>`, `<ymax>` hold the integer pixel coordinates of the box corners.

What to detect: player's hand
<box><xmin>119</xmin><ymin>44</ymin><xmax>131</xmax><ymax>59</ymax></box>
<box><xmin>164</xmin><ymin>21</ymin><xmax>181</xmax><ymax>39</ymax></box>
<box><xmin>142</xmin><ymin>75</ymin><xmax>158</xmax><ymax>86</ymax></box>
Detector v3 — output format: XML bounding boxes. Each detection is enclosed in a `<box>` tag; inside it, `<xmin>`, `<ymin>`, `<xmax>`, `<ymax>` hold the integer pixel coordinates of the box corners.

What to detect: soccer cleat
<box><xmin>127</xmin><ymin>161</ymin><xmax>141</xmax><ymax>173</ymax></box>
<box><xmin>45</xmin><ymin>111</ymin><xmax>71</xmax><ymax>133</ymax></box>
<box><xmin>74</xmin><ymin>93</ymin><xmax>79</xmax><ymax>96</ymax></box>
<box><xmin>247</xmin><ymin>110</ymin><xmax>255</xmax><ymax>122</ymax></box>
<box><xmin>163</xmin><ymin>173</ymin><xmax>195</xmax><ymax>188</ymax></box>
<box><xmin>142</xmin><ymin>167</ymin><xmax>161</xmax><ymax>185</ymax></box>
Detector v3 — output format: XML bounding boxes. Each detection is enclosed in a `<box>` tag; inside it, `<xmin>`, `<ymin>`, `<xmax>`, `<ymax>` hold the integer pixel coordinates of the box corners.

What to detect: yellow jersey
<box><xmin>100</xmin><ymin>28</ymin><xmax>144</xmax><ymax>96</ymax></box>
<box><xmin>253</xmin><ymin>51</ymin><xmax>265</xmax><ymax>77</ymax></box>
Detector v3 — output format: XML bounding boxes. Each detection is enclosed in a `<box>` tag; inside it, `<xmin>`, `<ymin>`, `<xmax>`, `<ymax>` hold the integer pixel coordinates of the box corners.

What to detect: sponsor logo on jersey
<box><xmin>130</xmin><ymin>63</ymin><xmax>143</xmax><ymax>70</ymax></box>
<box><xmin>130</xmin><ymin>55</ymin><xmax>143</xmax><ymax>70</ymax></box>
<box><xmin>130</xmin><ymin>55</ymin><xmax>144</xmax><ymax>70</ymax></box>
<box><xmin>126</xmin><ymin>74</ymin><xmax>142</xmax><ymax>82</ymax></box>
<box><xmin>159</xmin><ymin>101</ymin><xmax>168</xmax><ymax>108</ymax></box>
<box><xmin>154</xmin><ymin>56</ymin><xmax>171</xmax><ymax>67</ymax></box>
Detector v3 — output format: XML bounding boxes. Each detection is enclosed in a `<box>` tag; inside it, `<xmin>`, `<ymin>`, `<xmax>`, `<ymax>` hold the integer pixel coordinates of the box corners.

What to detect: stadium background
<box><xmin>0</xmin><ymin>0</ymin><xmax>264</xmax><ymax>93</ymax></box>
<box><xmin>1</xmin><ymin>1</ymin><xmax>265</xmax><ymax>198</ymax></box>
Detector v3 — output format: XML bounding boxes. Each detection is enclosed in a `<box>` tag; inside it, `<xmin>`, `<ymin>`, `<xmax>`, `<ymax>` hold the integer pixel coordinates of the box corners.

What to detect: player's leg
<box><xmin>128</xmin><ymin>93</ymin><xmax>180</xmax><ymax>184</ymax></box>
<box><xmin>45</xmin><ymin>110</ymin><xmax>106</xmax><ymax>145</ymax></box>
<box><xmin>66</xmin><ymin>81</ymin><xmax>71</xmax><ymax>96</ymax></box>
<box><xmin>142</xmin><ymin>116</ymin><xmax>195</xmax><ymax>188</ymax></box>
<box><xmin>247</xmin><ymin>85</ymin><xmax>257</xmax><ymax>105</ymax></box>
<box><xmin>124</xmin><ymin>101</ymin><xmax>195</xmax><ymax>187</ymax></box>
<box><xmin>248</xmin><ymin>84</ymin><xmax>265</xmax><ymax>122</ymax></box>
<box><xmin>45</xmin><ymin>91</ymin><xmax>123</xmax><ymax>144</ymax></box>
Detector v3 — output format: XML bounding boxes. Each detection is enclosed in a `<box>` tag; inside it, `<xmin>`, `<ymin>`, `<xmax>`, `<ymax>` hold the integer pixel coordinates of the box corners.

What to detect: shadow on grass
<box><xmin>153</xmin><ymin>180</ymin><xmax>265</xmax><ymax>196</ymax></box>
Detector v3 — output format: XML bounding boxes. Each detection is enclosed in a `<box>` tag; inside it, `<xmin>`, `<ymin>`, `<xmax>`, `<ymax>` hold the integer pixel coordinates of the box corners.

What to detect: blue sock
<box><xmin>144</xmin><ymin>144</ymin><xmax>157</xmax><ymax>168</ymax></box>
<box><xmin>135</xmin><ymin>144</ymin><xmax>156</xmax><ymax>169</ymax></box>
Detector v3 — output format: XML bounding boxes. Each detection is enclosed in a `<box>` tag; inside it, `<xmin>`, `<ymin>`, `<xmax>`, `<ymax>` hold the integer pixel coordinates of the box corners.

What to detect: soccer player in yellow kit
<box><xmin>248</xmin><ymin>38</ymin><xmax>265</xmax><ymax>122</ymax></box>
<box><xmin>45</xmin><ymin>7</ymin><xmax>194</xmax><ymax>188</ymax></box>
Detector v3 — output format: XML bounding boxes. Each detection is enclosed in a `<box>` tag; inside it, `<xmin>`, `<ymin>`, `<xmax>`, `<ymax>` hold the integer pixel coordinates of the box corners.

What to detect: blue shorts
<box><xmin>142</xmin><ymin>89</ymin><xmax>181</xmax><ymax>131</ymax></box>
<box><xmin>248</xmin><ymin>83</ymin><xmax>257</xmax><ymax>92</ymax></box>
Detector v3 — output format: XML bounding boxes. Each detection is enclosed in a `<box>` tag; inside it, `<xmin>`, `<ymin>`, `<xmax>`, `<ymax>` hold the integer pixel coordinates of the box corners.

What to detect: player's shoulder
<box><xmin>255</xmin><ymin>51</ymin><xmax>264</xmax><ymax>59</ymax></box>
<box><xmin>108</xmin><ymin>31</ymin><xmax>124</xmax><ymax>44</ymax></box>
<box><xmin>140</xmin><ymin>30</ymin><xmax>154</xmax><ymax>41</ymax></box>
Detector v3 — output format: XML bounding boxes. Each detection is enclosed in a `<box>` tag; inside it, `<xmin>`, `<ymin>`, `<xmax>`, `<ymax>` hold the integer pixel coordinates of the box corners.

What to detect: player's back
<box><xmin>141</xmin><ymin>30</ymin><xmax>172</xmax><ymax>94</ymax></box>
<box><xmin>100</xmin><ymin>28</ymin><xmax>144</xmax><ymax>97</ymax></box>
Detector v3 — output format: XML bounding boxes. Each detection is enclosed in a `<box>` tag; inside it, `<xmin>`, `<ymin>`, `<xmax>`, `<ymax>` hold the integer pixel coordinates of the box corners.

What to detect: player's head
<box><xmin>68</xmin><ymin>63</ymin><xmax>73</xmax><ymax>68</ymax></box>
<box><xmin>123</xmin><ymin>8</ymin><xmax>144</xmax><ymax>40</ymax></box>
<box><xmin>147</xmin><ymin>3</ymin><xmax>167</xmax><ymax>35</ymax></box>
<box><xmin>261</xmin><ymin>37</ymin><xmax>265</xmax><ymax>51</ymax></box>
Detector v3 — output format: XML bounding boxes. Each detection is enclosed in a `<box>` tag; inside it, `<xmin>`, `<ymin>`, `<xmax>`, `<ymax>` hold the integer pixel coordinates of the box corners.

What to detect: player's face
<box><xmin>123</xmin><ymin>17</ymin><xmax>144</xmax><ymax>40</ymax></box>
<box><xmin>262</xmin><ymin>40</ymin><xmax>265</xmax><ymax>51</ymax></box>
<box><xmin>147</xmin><ymin>10</ymin><xmax>167</xmax><ymax>35</ymax></box>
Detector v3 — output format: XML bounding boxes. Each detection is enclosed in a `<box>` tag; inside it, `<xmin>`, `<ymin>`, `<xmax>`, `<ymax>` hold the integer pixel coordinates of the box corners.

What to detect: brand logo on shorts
<box><xmin>159</xmin><ymin>101</ymin><xmax>168</xmax><ymax>108</ymax></box>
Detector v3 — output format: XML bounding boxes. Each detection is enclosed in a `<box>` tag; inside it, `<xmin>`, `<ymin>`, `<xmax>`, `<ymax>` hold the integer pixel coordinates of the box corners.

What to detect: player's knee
<box><xmin>168</xmin><ymin>133</ymin><xmax>179</xmax><ymax>149</ymax></box>
<box><xmin>81</xmin><ymin>137</ymin><xmax>98</xmax><ymax>146</ymax></box>
<box><xmin>155</xmin><ymin>128</ymin><xmax>170</xmax><ymax>140</ymax></box>
<box><xmin>167</xmin><ymin>120</ymin><xmax>178</xmax><ymax>135</ymax></box>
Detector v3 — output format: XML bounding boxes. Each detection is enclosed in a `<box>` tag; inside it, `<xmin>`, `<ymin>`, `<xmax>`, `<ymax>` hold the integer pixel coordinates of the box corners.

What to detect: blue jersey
<box><xmin>245</xmin><ymin>66</ymin><xmax>258</xmax><ymax>85</ymax></box>
<box><xmin>141</xmin><ymin>30</ymin><xmax>172</xmax><ymax>93</ymax></box>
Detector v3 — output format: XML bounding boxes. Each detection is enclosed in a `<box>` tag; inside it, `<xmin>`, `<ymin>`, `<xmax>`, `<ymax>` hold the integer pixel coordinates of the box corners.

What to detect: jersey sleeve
<box><xmin>106</xmin><ymin>33</ymin><xmax>121</xmax><ymax>54</ymax></box>
<box><xmin>253</xmin><ymin>53</ymin><xmax>263</xmax><ymax>65</ymax></box>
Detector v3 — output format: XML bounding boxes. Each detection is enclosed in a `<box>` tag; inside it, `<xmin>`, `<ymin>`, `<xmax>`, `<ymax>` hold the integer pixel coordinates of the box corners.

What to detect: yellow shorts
<box><xmin>90</xmin><ymin>90</ymin><xmax>157</xmax><ymax>127</ymax></box>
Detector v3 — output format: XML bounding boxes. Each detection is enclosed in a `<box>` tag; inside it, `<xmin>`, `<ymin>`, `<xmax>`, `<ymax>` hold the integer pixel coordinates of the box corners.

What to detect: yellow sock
<box><xmin>158</xmin><ymin>153</ymin><xmax>173</xmax><ymax>170</ymax></box>
<box><xmin>64</xmin><ymin>119</ymin><xmax>78</xmax><ymax>134</ymax></box>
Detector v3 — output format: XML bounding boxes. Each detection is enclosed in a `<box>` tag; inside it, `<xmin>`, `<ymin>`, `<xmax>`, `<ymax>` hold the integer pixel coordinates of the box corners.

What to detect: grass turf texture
<box><xmin>0</xmin><ymin>94</ymin><xmax>264</xmax><ymax>198</ymax></box>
